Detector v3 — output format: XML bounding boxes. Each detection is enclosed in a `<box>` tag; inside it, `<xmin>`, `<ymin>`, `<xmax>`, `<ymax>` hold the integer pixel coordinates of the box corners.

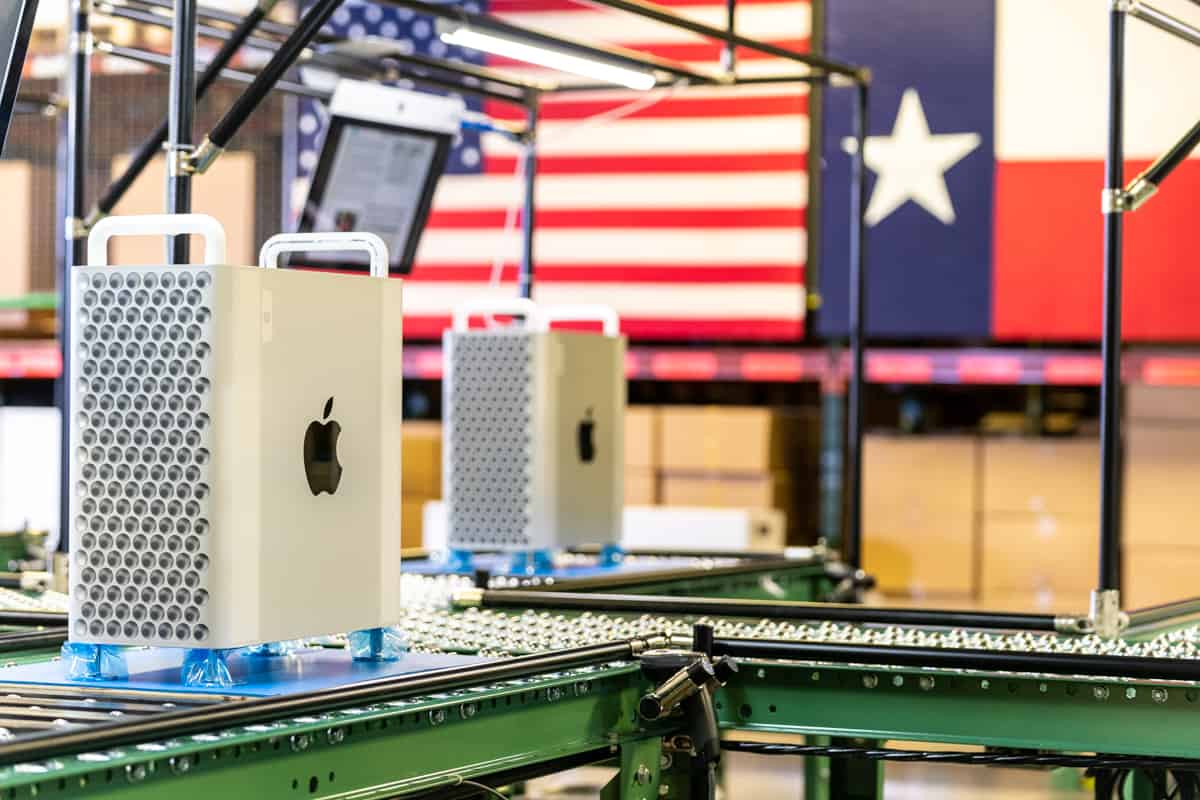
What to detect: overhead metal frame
<box><xmin>1091</xmin><ymin>0</ymin><xmax>1200</xmax><ymax>637</ymax></box>
<box><xmin>60</xmin><ymin>0</ymin><xmax>871</xmax><ymax>570</ymax></box>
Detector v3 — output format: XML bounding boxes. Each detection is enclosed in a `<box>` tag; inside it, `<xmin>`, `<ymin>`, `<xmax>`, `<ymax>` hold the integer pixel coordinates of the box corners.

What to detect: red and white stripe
<box><xmin>405</xmin><ymin>0</ymin><xmax>811</xmax><ymax>340</ymax></box>
<box><xmin>993</xmin><ymin>0</ymin><xmax>1200</xmax><ymax>341</ymax></box>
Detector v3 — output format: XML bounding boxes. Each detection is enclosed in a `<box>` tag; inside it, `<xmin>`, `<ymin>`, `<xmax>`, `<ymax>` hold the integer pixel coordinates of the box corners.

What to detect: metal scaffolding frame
<box><xmin>56</xmin><ymin>0</ymin><xmax>872</xmax><ymax>574</ymax></box>
<box><xmin>1089</xmin><ymin>0</ymin><xmax>1200</xmax><ymax>637</ymax></box>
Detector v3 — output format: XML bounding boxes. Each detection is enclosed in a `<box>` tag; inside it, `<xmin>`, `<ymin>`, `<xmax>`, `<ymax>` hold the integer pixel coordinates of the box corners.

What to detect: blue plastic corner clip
<box><xmin>181</xmin><ymin>648</ymin><xmax>238</xmax><ymax>688</ymax></box>
<box><xmin>349</xmin><ymin>626</ymin><xmax>408</xmax><ymax>662</ymax></box>
<box><xmin>62</xmin><ymin>642</ymin><xmax>129</xmax><ymax>682</ymax></box>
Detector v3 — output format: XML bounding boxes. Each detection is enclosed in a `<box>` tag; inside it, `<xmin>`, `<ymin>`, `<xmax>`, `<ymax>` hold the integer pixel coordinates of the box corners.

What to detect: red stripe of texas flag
<box><xmin>993</xmin><ymin>159</ymin><xmax>1200</xmax><ymax>341</ymax></box>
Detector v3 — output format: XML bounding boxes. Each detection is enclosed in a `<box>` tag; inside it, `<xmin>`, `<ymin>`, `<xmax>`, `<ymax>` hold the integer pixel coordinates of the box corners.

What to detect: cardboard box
<box><xmin>979</xmin><ymin>512</ymin><xmax>1097</xmax><ymax>605</ymax></box>
<box><xmin>659</xmin><ymin>406</ymin><xmax>817</xmax><ymax>473</ymax></box>
<box><xmin>0</xmin><ymin>161</ymin><xmax>32</xmax><ymax>300</ymax></box>
<box><xmin>625</xmin><ymin>407</ymin><xmax>659</xmax><ymax>469</ymax></box>
<box><xmin>864</xmin><ymin>435</ymin><xmax>978</xmax><ymax>513</ymax></box>
<box><xmin>660</xmin><ymin>471</ymin><xmax>792</xmax><ymax>512</ymax></box>
<box><xmin>982</xmin><ymin>437</ymin><xmax>1098</xmax><ymax>515</ymax></box>
<box><xmin>862</xmin><ymin>435</ymin><xmax>978</xmax><ymax>595</ymax></box>
<box><xmin>863</xmin><ymin>506</ymin><xmax>975</xmax><ymax>596</ymax></box>
<box><xmin>625</xmin><ymin>468</ymin><xmax>657</xmax><ymax>506</ymax></box>
<box><xmin>1125</xmin><ymin>424</ymin><xmax>1200</xmax><ymax>547</ymax></box>
<box><xmin>1125</xmin><ymin>547</ymin><xmax>1200</xmax><ymax>609</ymax></box>
<box><xmin>109</xmin><ymin>151</ymin><xmax>256</xmax><ymax>266</ymax></box>
<box><xmin>402</xmin><ymin>421</ymin><xmax>442</xmax><ymax>498</ymax></box>
<box><xmin>1127</xmin><ymin>385</ymin><xmax>1200</xmax><ymax>423</ymax></box>
<box><xmin>623</xmin><ymin>506</ymin><xmax>785</xmax><ymax>552</ymax></box>
<box><xmin>402</xmin><ymin>497</ymin><xmax>429</xmax><ymax>549</ymax></box>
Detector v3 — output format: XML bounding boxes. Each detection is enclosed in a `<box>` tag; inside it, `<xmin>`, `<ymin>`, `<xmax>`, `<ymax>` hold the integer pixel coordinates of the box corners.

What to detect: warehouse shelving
<box><xmin>6</xmin><ymin>338</ymin><xmax>1200</xmax><ymax>387</ymax></box>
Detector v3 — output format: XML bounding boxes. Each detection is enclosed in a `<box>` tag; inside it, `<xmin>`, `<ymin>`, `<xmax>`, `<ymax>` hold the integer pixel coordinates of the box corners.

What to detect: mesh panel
<box><xmin>70</xmin><ymin>267</ymin><xmax>214</xmax><ymax>645</ymax></box>
<box><xmin>446</xmin><ymin>331</ymin><xmax>534</xmax><ymax>549</ymax></box>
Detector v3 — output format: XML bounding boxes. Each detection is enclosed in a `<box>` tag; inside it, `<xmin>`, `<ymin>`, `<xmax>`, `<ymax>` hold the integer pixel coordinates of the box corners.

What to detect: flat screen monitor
<box><xmin>294</xmin><ymin>82</ymin><xmax>463</xmax><ymax>275</ymax></box>
<box><xmin>0</xmin><ymin>0</ymin><xmax>39</xmax><ymax>155</ymax></box>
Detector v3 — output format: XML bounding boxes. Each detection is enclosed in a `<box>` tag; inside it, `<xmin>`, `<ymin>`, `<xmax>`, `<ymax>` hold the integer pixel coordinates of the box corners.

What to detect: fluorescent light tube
<box><xmin>439</xmin><ymin>25</ymin><xmax>657</xmax><ymax>91</ymax></box>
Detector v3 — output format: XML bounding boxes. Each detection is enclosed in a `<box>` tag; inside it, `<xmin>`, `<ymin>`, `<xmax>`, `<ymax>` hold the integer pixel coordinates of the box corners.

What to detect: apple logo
<box><xmin>577</xmin><ymin>407</ymin><xmax>596</xmax><ymax>464</ymax></box>
<box><xmin>303</xmin><ymin>396</ymin><xmax>343</xmax><ymax>495</ymax></box>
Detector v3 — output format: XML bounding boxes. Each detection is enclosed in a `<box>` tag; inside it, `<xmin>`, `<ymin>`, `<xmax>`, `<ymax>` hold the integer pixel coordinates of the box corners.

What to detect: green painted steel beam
<box><xmin>718</xmin><ymin>660</ymin><xmax>1200</xmax><ymax>759</ymax></box>
<box><xmin>0</xmin><ymin>664</ymin><xmax>678</xmax><ymax>798</ymax></box>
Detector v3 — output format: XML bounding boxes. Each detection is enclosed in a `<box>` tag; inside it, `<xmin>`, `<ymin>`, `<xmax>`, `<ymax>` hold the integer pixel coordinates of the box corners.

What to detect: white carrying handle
<box><xmin>258</xmin><ymin>232</ymin><xmax>390</xmax><ymax>278</ymax></box>
<box><xmin>88</xmin><ymin>214</ymin><xmax>227</xmax><ymax>267</ymax></box>
<box><xmin>452</xmin><ymin>296</ymin><xmax>539</xmax><ymax>331</ymax></box>
<box><xmin>537</xmin><ymin>304</ymin><xmax>620</xmax><ymax>337</ymax></box>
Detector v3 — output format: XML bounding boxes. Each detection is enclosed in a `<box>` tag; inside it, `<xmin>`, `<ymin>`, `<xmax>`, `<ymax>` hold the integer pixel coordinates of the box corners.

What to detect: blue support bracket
<box><xmin>61</xmin><ymin>642</ymin><xmax>129</xmax><ymax>682</ymax></box>
<box><xmin>349</xmin><ymin>625</ymin><xmax>407</xmax><ymax>662</ymax></box>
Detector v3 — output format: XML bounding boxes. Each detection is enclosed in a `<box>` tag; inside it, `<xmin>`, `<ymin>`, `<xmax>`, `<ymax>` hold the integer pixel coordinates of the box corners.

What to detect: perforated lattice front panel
<box><xmin>70</xmin><ymin>268</ymin><xmax>215</xmax><ymax>645</ymax></box>
<box><xmin>446</xmin><ymin>331</ymin><xmax>534</xmax><ymax>549</ymax></box>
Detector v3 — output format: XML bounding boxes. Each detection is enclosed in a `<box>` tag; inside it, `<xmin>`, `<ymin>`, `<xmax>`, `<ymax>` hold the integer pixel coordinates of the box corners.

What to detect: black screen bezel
<box><xmin>295</xmin><ymin>115</ymin><xmax>454</xmax><ymax>275</ymax></box>
<box><xmin>0</xmin><ymin>0</ymin><xmax>40</xmax><ymax>156</ymax></box>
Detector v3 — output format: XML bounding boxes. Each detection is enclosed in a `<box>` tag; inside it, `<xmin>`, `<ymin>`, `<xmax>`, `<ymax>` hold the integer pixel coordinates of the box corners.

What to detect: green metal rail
<box><xmin>6</xmin><ymin>564</ymin><xmax>1200</xmax><ymax>797</ymax></box>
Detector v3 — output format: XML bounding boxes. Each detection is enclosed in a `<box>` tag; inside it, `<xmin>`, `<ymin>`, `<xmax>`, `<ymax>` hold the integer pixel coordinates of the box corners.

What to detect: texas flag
<box><xmin>819</xmin><ymin>0</ymin><xmax>1200</xmax><ymax>341</ymax></box>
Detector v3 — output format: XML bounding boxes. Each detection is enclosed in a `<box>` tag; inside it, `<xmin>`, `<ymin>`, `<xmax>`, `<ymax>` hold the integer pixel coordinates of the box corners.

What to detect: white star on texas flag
<box><xmin>842</xmin><ymin>88</ymin><xmax>982</xmax><ymax>226</ymax></box>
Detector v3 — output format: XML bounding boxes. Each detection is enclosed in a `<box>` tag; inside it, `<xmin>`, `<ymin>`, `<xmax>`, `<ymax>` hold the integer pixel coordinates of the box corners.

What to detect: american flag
<box><xmin>292</xmin><ymin>0</ymin><xmax>811</xmax><ymax>341</ymax></box>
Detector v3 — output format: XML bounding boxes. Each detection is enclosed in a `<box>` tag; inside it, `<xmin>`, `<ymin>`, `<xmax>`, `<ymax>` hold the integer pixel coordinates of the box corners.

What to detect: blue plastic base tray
<box><xmin>0</xmin><ymin>647</ymin><xmax>488</xmax><ymax>697</ymax></box>
<box><xmin>405</xmin><ymin>552</ymin><xmax>700</xmax><ymax>579</ymax></box>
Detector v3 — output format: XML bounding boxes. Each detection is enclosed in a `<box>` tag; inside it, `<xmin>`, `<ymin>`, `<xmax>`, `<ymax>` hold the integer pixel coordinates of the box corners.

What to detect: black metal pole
<box><xmin>1127</xmin><ymin>1</ymin><xmax>1200</xmax><ymax>48</ymax></box>
<box><xmin>0</xmin><ymin>628</ymin><xmax>69</xmax><ymax>652</ymax></box>
<box><xmin>58</xmin><ymin>0</ymin><xmax>92</xmax><ymax>556</ymax></box>
<box><xmin>466</xmin><ymin>590</ymin><xmax>1062</xmax><ymax>632</ymax></box>
<box><xmin>1128</xmin><ymin>596</ymin><xmax>1200</xmax><ymax>625</ymax></box>
<box><xmin>0</xmin><ymin>610</ymin><xmax>68</xmax><ymax>627</ymax></box>
<box><xmin>1098</xmin><ymin>5</ymin><xmax>1125</xmax><ymax>595</ymax></box>
<box><xmin>1139</xmin><ymin>116</ymin><xmax>1200</xmax><ymax>188</ymax></box>
<box><xmin>721</xmin><ymin>0</ymin><xmax>736</xmax><ymax>73</ymax></box>
<box><xmin>377</xmin><ymin>0</ymin><xmax>718</xmax><ymax>86</ymax></box>
<box><xmin>202</xmin><ymin>0</ymin><xmax>343</xmax><ymax>154</ymax></box>
<box><xmin>711</xmin><ymin>636</ymin><xmax>1200</xmax><ymax>683</ymax></box>
<box><xmin>89</xmin><ymin>2</ymin><xmax>272</xmax><ymax>224</ymax></box>
<box><xmin>579</xmin><ymin>0</ymin><xmax>858</xmax><ymax>78</ymax></box>
<box><xmin>95</xmin><ymin>42</ymin><xmax>329</xmax><ymax>99</ymax></box>
<box><xmin>518</xmin><ymin>104</ymin><xmax>538</xmax><ymax>299</ymax></box>
<box><xmin>844</xmin><ymin>81</ymin><xmax>868</xmax><ymax>570</ymax></box>
<box><xmin>165</xmin><ymin>0</ymin><xmax>199</xmax><ymax>263</ymax></box>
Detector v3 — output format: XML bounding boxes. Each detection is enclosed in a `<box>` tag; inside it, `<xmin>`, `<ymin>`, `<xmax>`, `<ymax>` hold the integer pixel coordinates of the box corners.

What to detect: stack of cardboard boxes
<box><xmin>658</xmin><ymin>406</ymin><xmax>818</xmax><ymax>542</ymax></box>
<box><xmin>863</xmin><ymin>435</ymin><xmax>978</xmax><ymax>597</ymax></box>
<box><xmin>623</xmin><ymin>406</ymin><xmax>819</xmax><ymax>544</ymax></box>
<box><xmin>624</xmin><ymin>407</ymin><xmax>660</xmax><ymax>505</ymax></box>
<box><xmin>979</xmin><ymin>438</ymin><xmax>1098</xmax><ymax>612</ymax></box>
<box><xmin>863</xmin><ymin>433</ymin><xmax>1101</xmax><ymax>612</ymax></box>
<box><xmin>401</xmin><ymin>422</ymin><xmax>442</xmax><ymax>549</ymax></box>
<box><xmin>1124</xmin><ymin>385</ymin><xmax>1200</xmax><ymax>607</ymax></box>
